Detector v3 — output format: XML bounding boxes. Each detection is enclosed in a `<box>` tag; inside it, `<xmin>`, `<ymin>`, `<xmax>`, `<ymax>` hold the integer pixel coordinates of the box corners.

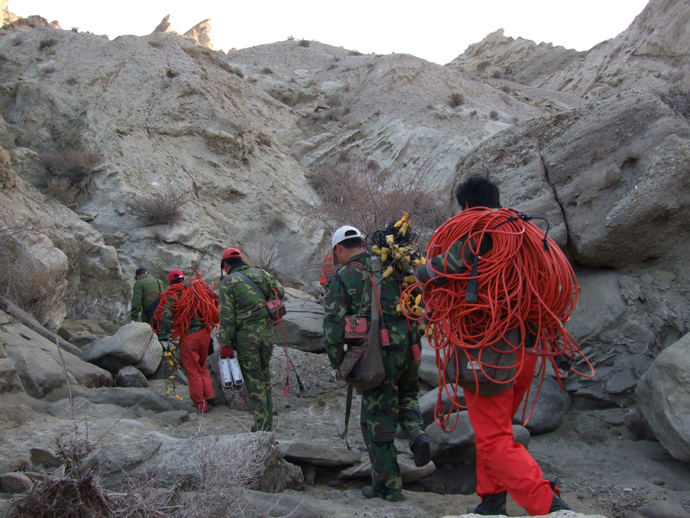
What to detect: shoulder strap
<box><xmin>232</xmin><ymin>271</ymin><xmax>267</xmax><ymax>301</ymax></box>
<box><xmin>370</xmin><ymin>257</ymin><xmax>382</xmax><ymax>326</ymax></box>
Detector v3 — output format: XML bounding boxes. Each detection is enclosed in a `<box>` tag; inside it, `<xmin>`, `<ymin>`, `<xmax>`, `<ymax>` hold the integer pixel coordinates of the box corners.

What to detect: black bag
<box><xmin>445</xmin><ymin>328</ymin><xmax>519</xmax><ymax>396</ymax></box>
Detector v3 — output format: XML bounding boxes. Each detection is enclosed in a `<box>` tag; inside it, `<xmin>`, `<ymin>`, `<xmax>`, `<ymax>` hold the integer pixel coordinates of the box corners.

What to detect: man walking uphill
<box><xmin>130</xmin><ymin>267</ymin><xmax>164</xmax><ymax>323</ymax></box>
<box><xmin>323</xmin><ymin>226</ymin><xmax>430</xmax><ymax>503</ymax></box>
<box><xmin>218</xmin><ymin>248</ymin><xmax>285</xmax><ymax>432</ymax></box>
<box><xmin>157</xmin><ymin>270</ymin><xmax>219</xmax><ymax>414</ymax></box>
<box><xmin>414</xmin><ymin>176</ymin><xmax>574</xmax><ymax>516</ymax></box>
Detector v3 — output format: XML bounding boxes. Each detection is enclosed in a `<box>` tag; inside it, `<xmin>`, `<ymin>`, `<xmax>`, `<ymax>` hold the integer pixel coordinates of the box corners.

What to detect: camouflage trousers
<box><xmin>360</xmin><ymin>346</ymin><xmax>424</xmax><ymax>501</ymax></box>
<box><xmin>236</xmin><ymin>322</ymin><xmax>274</xmax><ymax>431</ymax></box>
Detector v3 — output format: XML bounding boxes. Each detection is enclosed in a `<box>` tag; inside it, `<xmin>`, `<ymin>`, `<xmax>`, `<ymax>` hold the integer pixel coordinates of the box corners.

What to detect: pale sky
<box><xmin>11</xmin><ymin>0</ymin><xmax>650</xmax><ymax>65</ymax></box>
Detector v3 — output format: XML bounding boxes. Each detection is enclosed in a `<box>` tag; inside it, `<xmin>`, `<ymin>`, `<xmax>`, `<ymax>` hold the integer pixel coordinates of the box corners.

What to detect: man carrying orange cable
<box><xmin>157</xmin><ymin>270</ymin><xmax>219</xmax><ymax>414</ymax></box>
<box><xmin>414</xmin><ymin>176</ymin><xmax>575</xmax><ymax>516</ymax></box>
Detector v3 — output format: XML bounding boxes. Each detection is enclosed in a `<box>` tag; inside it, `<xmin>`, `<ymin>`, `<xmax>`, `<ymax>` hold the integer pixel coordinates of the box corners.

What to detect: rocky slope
<box><xmin>448</xmin><ymin>0</ymin><xmax>690</xmax><ymax>99</ymax></box>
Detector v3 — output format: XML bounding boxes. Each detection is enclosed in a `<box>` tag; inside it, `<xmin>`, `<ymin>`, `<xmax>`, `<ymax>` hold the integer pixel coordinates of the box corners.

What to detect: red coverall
<box><xmin>179</xmin><ymin>328</ymin><xmax>215</xmax><ymax>405</ymax></box>
<box><xmin>464</xmin><ymin>352</ymin><xmax>554</xmax><ymax>516</ymax></box>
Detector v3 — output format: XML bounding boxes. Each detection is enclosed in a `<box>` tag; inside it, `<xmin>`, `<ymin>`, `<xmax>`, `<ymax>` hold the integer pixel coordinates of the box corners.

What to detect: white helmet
<box><xmin>331</xmin><ymin>225</ymin><xmax>364</xmax><ymax>248</ymax></box>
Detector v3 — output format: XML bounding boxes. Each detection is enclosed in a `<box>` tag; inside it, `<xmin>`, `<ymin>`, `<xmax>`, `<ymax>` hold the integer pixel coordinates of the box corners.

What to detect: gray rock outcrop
<box><xmin>115</xmin><ymin>366</ymin><xmax>149</xmax><ymax>387</ymax></box>
<box><xmin>278</xmin><ymin>440</ymin><xmax>361</xmax><ymax>466</ymax></box>
<box><xmin>514</xmin><ymin>375</ymin><xmax>571</xmax><ymax>436</ymax></box>
<box><xmin>636</xmin><ymin>332</ymin><xmax>690</xmax><ymax>462</ymax></box>
<box><xmin>0</xmin><ymin>310</ymin><xmax>112</xmax><ymax>398</ymax></box>
<box><xmin>279</xmin><ymin>298</ymin><xmax>325</xmax><ymax>352</ymax></box>
<box><xmin>82</xmin><ymin>323</ymin><xmax>162</xmax><ymax>376</ymax></box>
<box><xmin>425</xmin><ymin>411</ymin><xmax>529</xmax><ymax>464</ymax></box>
<box><xmin>94</xmin><ymin>432</ymin><xmax>303</xmax><ymax>493</ymax></box>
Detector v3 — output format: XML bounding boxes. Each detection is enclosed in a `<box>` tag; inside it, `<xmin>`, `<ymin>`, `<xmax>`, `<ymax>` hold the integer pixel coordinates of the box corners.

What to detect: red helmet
<box><xmin>222</xmin><ymin>248</ymin><xmax>242</xmax><ymax>260</ymax></box>
<box><xmin>169</xmin><ymin>269</ymin><xmax>184</xmax><ymax>282</ymax></box>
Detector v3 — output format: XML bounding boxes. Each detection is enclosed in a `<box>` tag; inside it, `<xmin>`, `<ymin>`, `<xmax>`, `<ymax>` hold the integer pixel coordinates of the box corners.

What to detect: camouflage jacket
<box><xmin>429</xmin><ymin>234</ymin><xmax>493</xmax><ymax>275</ymax></box>
<box><xmin>130</xmin><ymin>275</ymin><xmax>164</xmax><ymax>321</ymax></box>
<box><xmin>323</xmin><ymin>251</ymin><xmax>417</xmax><ymax>370</ymax></box>
<box><xmin>218</xmin><ymin>265</ymin><xmax>285</xmax><ymax>346</ymax></box>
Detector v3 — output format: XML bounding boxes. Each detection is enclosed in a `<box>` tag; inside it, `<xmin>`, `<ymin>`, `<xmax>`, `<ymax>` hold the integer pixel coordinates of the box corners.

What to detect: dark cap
<box><xmin>135</xmin><ymin>267</ymin><xmax>147</xmax><ymax>279</ymax></box>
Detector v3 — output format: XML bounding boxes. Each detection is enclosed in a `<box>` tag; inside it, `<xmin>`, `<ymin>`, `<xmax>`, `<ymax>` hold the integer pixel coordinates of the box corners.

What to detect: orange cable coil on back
<box><xmin>401</xmin><ymin>208</ymin><xmax>593</xmax><ymax>431</ymax></box>
<box><xmin>151</xmin><ymin>271</ymin><xmax>219</xmax><ymax>340</ymax></box>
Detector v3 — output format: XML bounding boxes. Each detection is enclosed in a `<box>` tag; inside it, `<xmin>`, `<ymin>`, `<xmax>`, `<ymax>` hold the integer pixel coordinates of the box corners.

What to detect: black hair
<box><xmin>455</xmin><ymin>176</ymin><xmax>500</xmax><ymax>209</ymax></box>
<box><xmin>338</xmin><ymin>236</ymin><xmax>365</xmax><ymax>250</ymax></box>
<box><xmin>221</xmin><ymin>257</ymin><xmax>246</xmax><ymax>270</ymax></box>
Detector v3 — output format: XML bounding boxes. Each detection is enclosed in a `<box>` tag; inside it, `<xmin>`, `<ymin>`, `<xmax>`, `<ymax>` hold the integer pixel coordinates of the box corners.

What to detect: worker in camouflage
<box><xmin>324</xmin><ymin>226</ymin><xmax>430</xmax><ymax>503</ymax></box>
<box><xmin>218</xmin><ymin>248</ymin><xmax>285</xmax><ymax>432</ymax></box>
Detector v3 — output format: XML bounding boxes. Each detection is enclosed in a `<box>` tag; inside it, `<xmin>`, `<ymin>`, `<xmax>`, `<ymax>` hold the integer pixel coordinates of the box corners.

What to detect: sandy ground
<box><xmin>1</xmin><ymin>347</ymin><xmax>689</xmax><ymax>517</ymax></box>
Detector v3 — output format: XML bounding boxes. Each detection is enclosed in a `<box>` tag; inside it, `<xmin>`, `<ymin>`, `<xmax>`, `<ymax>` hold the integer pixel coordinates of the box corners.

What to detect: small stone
<box><xmin>0</xmin><ymin>472</ymin><xmax>33</xmax><ymax>493</ymax></box>
<box><xmin>624</xmin><ymin>487</ymin><xmax>634</xmax><ymax>492</ymax></box>
<box><xmin>651</xmin><ymin>479</ymin><xmax>665</xmax><ymax>486</ymax></box>
<box><xmin>30</xmin><ymin>448</ymin><xmax>61</xmax><ymax>468</ymax></box>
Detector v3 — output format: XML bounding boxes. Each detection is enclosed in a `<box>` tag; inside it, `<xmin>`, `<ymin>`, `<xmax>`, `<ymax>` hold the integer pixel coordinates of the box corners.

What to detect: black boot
<box><xmin>549</xmin><ymin>492</ymin><xmax>574</xmax><ymax>512</ymax></box>
<box><xmin>412</xmin><ymin>434</ymin><xmax>431</xmax><ymax>467</ymax></box>
<box><xmin>468</xmin><ymin>491</ymin><xmax>508</xmax><ymax>516</ymax></box>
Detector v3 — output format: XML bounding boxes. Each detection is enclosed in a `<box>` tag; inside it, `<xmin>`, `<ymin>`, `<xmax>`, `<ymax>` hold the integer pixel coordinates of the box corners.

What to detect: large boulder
<box><xmin>419</xmin><ymin>385</ymin><xmax>464</xmax><ymax>427</ymax></box>
<box><xmin>636</xmin><ymin>332</ymin><xmax>690</xmax><ymax>462</ymax></box>
<box><xmin>454</xmin><ymin>91</ymin><xmax>690</xmax><ymax>269</ymax></box>
<box><xmin>513</xmin><ymin>375</ymin><xmax>571</xmax><ymax>436</ymax></box>
<box><xmin>1</xmin><ymin>311</ymin><xmax>112</xmax><ymax>398</ymax></box>
<box><xmin>93</xmin><ymin>432</ymin><xmax>303</xmax><ymax>493</ymax></box>
<box><xmin>82</xmin><ymin>323</ymin><xmax>162</xmax><ymax>376</ymax></box>
<box><xmin>426</xmin><ymin>411</ymin><xmax>530</xmax><ymax>464</ymax></box>
<box><xmin>339</xmin><ymin>455</ymin><xmax>436</xmax><ymax>484</ymax></box>
<box><xmin>278</xmin><ymin>440</ymin><xmax>361</xmax><ymax>467</ymax></box>
<box><xmin>279</xmin><ymin>299</ymin><xmax>325</xmax><ymax>352</ymax></box>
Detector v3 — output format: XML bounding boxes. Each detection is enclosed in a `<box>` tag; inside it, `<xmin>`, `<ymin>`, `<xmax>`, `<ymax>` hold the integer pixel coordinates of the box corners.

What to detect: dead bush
<box><xmin>128</xmin><ymin>187</ymin><xmax>190</xmax><ymax>227</ymax></box>
<box><xmin>297</xmin><ymin>39</ymin><xmax>310</xmax><ymax>48</ymax></box>
<box><xmin>0</xmin><ymin>215</ymin><xmax>62</xmax><ymax>319</ymax></box>
<box><xmin>449</xmin><ymin>92</ymin><xmax>465</xmax><ymax>108</ymax></box>
<box><xmin>304</xmin><ymin>151</ymin><xmax>452</xmax><ymax>248</ymax></box>
<box><xmin>658</xmin><ymin>83</ymin><xmax>690</xmax><ymax>121</ymax></box>
<box><xmin>260</xmin><ymin>67</ymin><xmax>273</xmax><ymax>75</ymax></box>
<box><xmin>39</xmin><ymin>37</ymin><xmax>57</xmax><ymax>50</ymax></box>
<box><xmin>489</xmin><ymin>110</ymin><xmax>499</xmax><ymax>120</ymax></box>
<box><xmin>46</xmin><ymin>177</ymin><xmax>78</xmax><ymax>205</ymax></box>
<box><xmin>40</xmin><ymin>149</ymin><xmax>101</xmax><ymax>187</ymax></box>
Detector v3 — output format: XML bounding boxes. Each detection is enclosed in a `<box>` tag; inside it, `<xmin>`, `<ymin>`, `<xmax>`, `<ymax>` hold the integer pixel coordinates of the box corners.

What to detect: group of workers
<box><xmin>130</xmin><ymin>248</ymin><xmax>283</xmax><ymax>428</ymax></box>
<box><xmin>130</xmin><ymin>176</ymin><xmax>573</xmax><ymax>516</ymax></box>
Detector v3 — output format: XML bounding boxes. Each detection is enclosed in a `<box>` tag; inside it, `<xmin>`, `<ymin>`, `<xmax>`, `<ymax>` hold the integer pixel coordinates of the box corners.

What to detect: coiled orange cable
<box><xmin>151</xmin><ymin>271</ymin><xmax>219</xmax><ymax>340</ymax></box>
<box><xmin>401</xmin><ymin>208</ymin><xmax>594</xmax><ymax>431</ymax></box>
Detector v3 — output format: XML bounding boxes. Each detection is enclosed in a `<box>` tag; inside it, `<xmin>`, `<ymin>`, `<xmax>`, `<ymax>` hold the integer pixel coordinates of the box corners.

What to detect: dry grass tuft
<box><xmin>128</xmin><ymin>187</ymin><xmax>190</xmax><ymax>227</ymax></box>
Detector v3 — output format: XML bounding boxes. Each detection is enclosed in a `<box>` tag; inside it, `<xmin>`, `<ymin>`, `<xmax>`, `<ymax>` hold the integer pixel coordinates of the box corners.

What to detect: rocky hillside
<box><xmin>448</xmin><ymin>0</ymin><xmax>690</xmax><ymax>99</ymax></box>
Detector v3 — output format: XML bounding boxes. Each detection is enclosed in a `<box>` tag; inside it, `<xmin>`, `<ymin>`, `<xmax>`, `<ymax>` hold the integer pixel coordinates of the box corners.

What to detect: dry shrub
<box><xmin>46</xmin><ymin>177</ymin><xmax>78</xmax><ymax>205</ymax></box>
<box><xmin>449</xmin><ymin>92</ymin><xmax>464</xmax><ymax>108</ymax></box>
<box><xmin>128</xmin><ymin>187</ymin><xmax>190</xmax><ymax>227</ymax></box>
<box><xmin>40</xmin><ymin>149</ymin><xmax>101</xmax><ymax>187</ymax></box>
<box><xmin>658</xmin><ymin>83</ymin><xmax>690</xmax><ymax>121</ymax></box>
<box><xmin>0</xmin><ymin>215</ymin><xmax>61</xmax><ymax>319</ymax></box>
<box><xmin>297</xmin><ymin>39</ymin><xmax>310</xmax><ymax>48</ymax></box>
<box><xmin>489</xmin><ymin>110</ymin><xmax>499</xmax><ymax>120</ymax></box>
<box><xmin>304</xmin><ymin>151</ymin><xmax>451</xmax><ymax>246</ymax></box>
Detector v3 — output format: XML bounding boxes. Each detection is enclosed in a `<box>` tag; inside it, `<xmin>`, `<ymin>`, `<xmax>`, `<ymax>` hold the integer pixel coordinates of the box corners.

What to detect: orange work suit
<box><xmin>464</xmin><ymin>353</ymin><xmax>554</xmax><ymax>516</ymax></box>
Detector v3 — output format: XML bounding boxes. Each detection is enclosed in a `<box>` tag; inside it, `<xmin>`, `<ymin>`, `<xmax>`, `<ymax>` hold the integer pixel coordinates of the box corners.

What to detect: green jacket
<box><xmin>130</xmin><ymin>275</ymin><xmax>165</xmax><ymax>322</ymax></box>
<box><xmin>218</xmin><ymin>265</ymin><xmax>285</xmax><ymax>346</ymax></box>
<box><xmin>323</xmin><ymin>251</ymin><xmax>418</xmax><ymax>370</ymax></box>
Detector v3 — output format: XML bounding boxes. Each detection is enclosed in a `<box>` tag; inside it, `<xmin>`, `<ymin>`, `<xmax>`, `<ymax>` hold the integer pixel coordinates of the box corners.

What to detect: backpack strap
<box><xmin>231</xmin><ymin>270</ymin><xmax>267</xmax><ymax>301</ymax></box>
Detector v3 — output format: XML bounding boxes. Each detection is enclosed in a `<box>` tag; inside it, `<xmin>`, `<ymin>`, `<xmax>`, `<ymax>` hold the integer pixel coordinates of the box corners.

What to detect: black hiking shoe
<box><xmin>412</xmin><ymin>434</ymin><xmax>431</xmax><ymax>467</ymax></box>
<box><xmin>468</xmin><ymin>491</ymin><xmax>508</xmax><ymax>516</ymax></box>
<box><xmin>550</xmin><ymin>492</ymin><xmax>574</xmax><ymax>512</ymax></box>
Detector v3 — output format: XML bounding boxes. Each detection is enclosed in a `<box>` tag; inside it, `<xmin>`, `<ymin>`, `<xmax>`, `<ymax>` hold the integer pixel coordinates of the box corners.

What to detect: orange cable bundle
<box><xmin>151</xmin><ymin>271</ymin><xmax>219</xmax><ymax>340</ymax></box>
<box><xmin>401</xmin><ymin>208</ymin><xmax>593</xmax><ymax>430</ymax></box>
